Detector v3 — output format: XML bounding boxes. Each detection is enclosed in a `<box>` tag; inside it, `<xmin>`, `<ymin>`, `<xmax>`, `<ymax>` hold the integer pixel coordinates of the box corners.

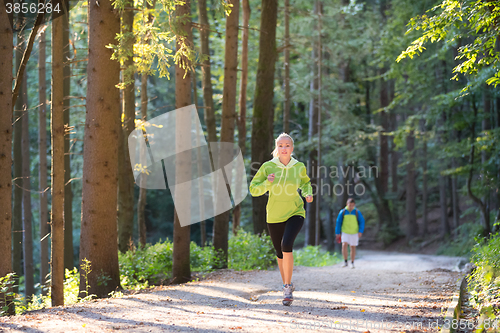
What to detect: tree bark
<box><xmin>283</xmin><ymin>0</ymin><xmax>290</xmax><ymax>133</ymax></box>
<box><xmin>213</xmin><ymin>0</ymin><xmax>239</xmax><ymax>267</ymax></box>
<box><xmin>232</xmin><ymin>0</ymin><xmax>250</xmax><ymax>236</ymax></box>
<box><xmin>63</xmin><ymin>11</ymin><xmax>74</xmax><ymax>270</ymax></box>
<box><xmin>315</xmin><ymin>0</ymin><xmax>322</xmax><ymax>246</ymax></box>
<box><xmin>306</xmin><ymin>0</ymin><xmax>320</xmax><ymax>246</ymax></box>
<box><xmin>379</xmin><ymin>75</ymin><xmax>389</xmax><ymax>194</ymax></box>
<box><xmin>21</xmin><ymin>71</ymin><xmax>34</xmax><ymax>300</ymax></box>
<box><xmin>79</xmin><ymin>0</ymin><xmax>121</xmax><ymax>298</ymax></box>
<box><xmin>0</xmin><ymin>9</ymin><xmax>14</xmax><ymax>315</ymax></box>
<box><xmin>197</xmin><ymin>0</ymin><xmax>217</xmax><ymax>143</ymax></box>
<box><xmin>118</xmin><ymin>1</ymin><xmax>136</xmax><ymax>253</ymax></box>
<box><xmin>420</xmin><ymin>119</ymin><xmax>429</xmax><ymax>235</ymax></box>
<box><xmin>38</xmin><ymin>28</ymin><xmax>49</xmax><ymax>295</ymax></box>
<box><xmin>171</xmin><ymin>0</ymin><xmax>192</xmax><ymax>284</ymax></box>
<box><xmin>405</xmin><ymin>130</ymin><xmax>417</xmax><ymax>238</ymax></box>
<box><xmin>251</xmin><ymin>0</ymin><xmax>278</xmax><ymax>236</ymax></box>
<box><xmin>468</xmin><ymin>96</ymin><xmax>490</xmax><ymax>235</ymax></box>
<box><xmin>12</xmin><ymin>31</ymin><xmax>24</xmax><ymax>294</ymax></box>
<box><xmin>137</xmin><ymin>0</ymin><xmax>155</xmax><ymax>248</ymax></box>
<box><xmin>138</xmin><ymin>72</ymin><xmax>148</xmax><ymax>247</ymax></box>
<box><xmin>51</xmin><ymin>10</ymin><xmax>65</xmax><ymax>306</ymax></box>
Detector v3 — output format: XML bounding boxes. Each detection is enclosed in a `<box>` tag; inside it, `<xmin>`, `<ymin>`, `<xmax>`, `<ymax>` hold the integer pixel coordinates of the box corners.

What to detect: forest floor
<box><xmin>0</xmin><ymin>250</ymin><xmax>465</xmax><ymax>333</ymax></box>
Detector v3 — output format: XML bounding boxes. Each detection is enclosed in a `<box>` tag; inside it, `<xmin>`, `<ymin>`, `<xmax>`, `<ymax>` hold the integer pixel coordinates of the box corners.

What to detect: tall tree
<box><xmin>0</xmin><ymin>8</ymin><xmax>14</xmax><ymax>315</ymax></box>
<box><xmin>283</xmin><ymin>0</ymin><xmax>290</xmax><ymax>133</ymax></box>
<box><xmin>420</xmin><ymin>118</ymin><xmax>429</xmax><ymax>235</ymax></box>
<box><xmin>213</xmin><ymin>0</ymin><xmax>240</xmax><ymax>267</ymax></box>
<box><xmin>118</xmin><ymin>0</ymin><xmax>136</xmax><ymax>253</ymax></box>
<box><xmin>305</xmin><ymin>0</ymin><xmax>320</xmax><ymax>246</ymax></box>
<box><xmin>315</xmin><ymin>0</ymin><xmax>323</xmax><ymax>246</ymax></box>
<box><xmin>405</xmin><ymin>129</ymin><xmax>417</xmax><ymax>238</ymax></box>
<box><xmin>38</xmin><ymin>27</ymin><xmax>49</xmax><ymax>295</ymax></box>
<box><xmin>51</xmin><ymin>6</ymin><xmax>65</xmax><ymax>306</ymax></box>
<box><xmin>197</xmin><ymin>0</ymin><xmax>217</xmax><ymax>144</ymax></box>
<box><xmin>232</xmin><ymin>0</ymin><xmax>250</xmax><ymax>235</ymax></box>
<box><xmin>21</xmin><ymin>71</ymin><xmax>34</xmax><ymax>300</ymax></box>
<box><xmin>171</xmin><ymin>0</ymin><xmax>192</xmax><ymax>284</ymax></box>
<box><xmin>63</xmin><ymin>10</ymin><xmax>74</xmax><ymax>270</ymax></box>
<box><xmin>251</xmin><ymin>0</ymin><xmax>278</xmax><ymax>235</ymax></box>
<box><xmin>137</xmin><ymin>0</ymin><xmax>155</xmax><ymax>248</ymax></box>
<box><xmin>79</xmin><ymin>0</ymin><xmax>121</xmax><ymax>298</ymax></box>
<box><xmin>138</xmin><ymin>71</ymin><xmax>148</xmax><ymax>247</ymax></box>
<box><xmin>12</xmin><ymin>29</ymin><xmax>24</xmax><ymax>294</ymax></box>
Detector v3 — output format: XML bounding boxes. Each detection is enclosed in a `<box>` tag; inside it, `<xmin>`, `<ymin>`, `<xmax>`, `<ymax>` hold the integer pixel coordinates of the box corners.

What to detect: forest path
<box><xmin>0</xmin><ymin>250</ymin><xmax>465</xmax><ymax>333</ymax></box>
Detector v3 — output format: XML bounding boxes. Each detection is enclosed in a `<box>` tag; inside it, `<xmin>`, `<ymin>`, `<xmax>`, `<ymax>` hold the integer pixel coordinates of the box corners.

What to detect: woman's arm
<box><xmin>298</xmin><ymin>164</ymin><xmax>312</xmax><ymax>198</ymax></box>
<box><xmin>249</xmin><ymin>163</ymin><xmax>271</xmax><ymax>197</ymax></box>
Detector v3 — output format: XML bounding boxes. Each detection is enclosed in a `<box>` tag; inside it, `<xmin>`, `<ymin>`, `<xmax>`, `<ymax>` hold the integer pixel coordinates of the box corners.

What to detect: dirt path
<box><xmin>0</xmin><ymin>250</ymin><xmax>464</xmax><ymax>333</ymax></box>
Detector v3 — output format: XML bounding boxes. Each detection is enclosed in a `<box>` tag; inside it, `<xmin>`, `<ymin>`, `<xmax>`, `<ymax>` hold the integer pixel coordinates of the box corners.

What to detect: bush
<box><xmin>468</xmin><ymin>232</ymin><xmax>500</xmax><ymax>326</ymax></box>
<box><xmin>228</xmin><ymin>229</ymin><xmax>275</xmax><ymax>270</ymax></box>
<box><xmin>294</xmin><ymin>245</ymin><xmax>341</xmax><ymax>267</ymax></box>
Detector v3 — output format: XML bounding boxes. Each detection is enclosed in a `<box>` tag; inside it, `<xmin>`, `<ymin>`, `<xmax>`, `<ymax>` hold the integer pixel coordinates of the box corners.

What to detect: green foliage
<box><xmin>293</xmin><ymin>246</ymin><xmax>341</xmax><ymax>267</ymax></box>
<box><xmin>468</xmin><ymin>232</ymin><xmax>500</xmax><ymax>323</ymax></box>
<box><xmin>0</xmin><ymin>273</ymin><xmax>16</xmax><ymax>316</ymax></box>
<box><xmin>227</xmin><ymin>229</ymin><xmax>275</xmax><ymax>270</ymax></box>
<box><xmin>397</xmin><ymin>0</ymin><xmax>500</xmax><ymax>91</ymax></box>
<box><xmin>119</xmin><ymin>239</ymin><xmax>174</xmax><ymax>288</ymax></box>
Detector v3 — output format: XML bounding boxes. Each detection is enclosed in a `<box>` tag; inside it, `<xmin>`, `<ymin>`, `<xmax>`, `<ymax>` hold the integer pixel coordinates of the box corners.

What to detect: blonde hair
<box><xmin>271</xmin><ymin>132</ymin><xmax>294</xmax><ymax>158</ymax></box>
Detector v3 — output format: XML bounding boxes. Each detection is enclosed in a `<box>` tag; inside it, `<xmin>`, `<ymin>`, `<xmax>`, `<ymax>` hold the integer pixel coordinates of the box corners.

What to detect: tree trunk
<box><xmin>420</xmin><ymin>119</ymin><xmax>429</xmax><ymax>235</ymax></box>
<box><xmin>12</xmin><ymin>31</ymin><xmax>24</xmax><ymax>294</ymax></box>
<box><xmin>137</xmin><ymin>0</ymin><xmax>155</xmax><ymax>248</ymax></box>
<box><xmin>468</xmin><ymin>97</ymin><xmax>491</xmax><ymax>235</ymax></box>
<box><xmin>38</xmin><ymin>28</ymin><xmax>49</xmax><ymax>295</ymax></box>
<box><xmin>63</xmin><ymin>11</ymin><xmax>74</xmax><ymax>270</ymax></box>
<box><xmin>315</xmin><ymin>0</ymin><xmax>322</xmax><ymax>246</ymax></box>
<box><xmin>21</xmin><ymin>71</ymin><xmax>34</xmax><ymax>300</ymax></box>
<box><xmin>232</xmin><ymin>0</ymin><xmax>250</xmax><ymax>236</ymax></box>
<box><xmin>306</xmin><ymin>1</ymin><xmax>320</xmax><ymax>246</ymax></box>
<box><xmin>437</xmin><ymin>111</ymin><xmax>450</xmax><ymax>236</ymax></box>
<box><xmin>197</xmin><ymin>0</ymin><xmax>217</xmax><ymax>143</ymax></box>
<box><xmin>283</xmin><ymin>0</ymin><xmax>290</xmax><ymax>133</ymax></box>
<box><xmin>482</xmin><ymin>86</ymin><xmax>491</xmax><ymax>231</ymax></box>
<box><xmin>51</xmin><ymin>11</ymin><xmax>65</xmax><ymax>306</ymax></box>
<box><xmin>405</xmin><ymin>130</ymin><xmax>417</xmax><ymax>238</ymax></box>
<box><xmin>79</xmin><ymin>0</ymin><xmax>121</xmax><ymax>298</ymax></box>
<box><xmin>251</xmin><ymin>0</ymin><xmax>278</xmax><ymax>236</ymax></box>
<box><xmin>389</xmin><ymin>110</ymin><xmax>399</xmax><ymax>223</ymax></box>
<box><xmin>0</xmin><ymin>9</ymin><xmax>14</xmax><ymax>315</ymax></box>
<box><xmin>171</xmin><ymin>0</ymin><xmax>192</xmax><ymax>284</ymax></box>
<box><xmin>379</xmin><ymin>75</ymin><xmax>389</xmax><ymax>194</ymax></box>
<box><xmin>138</xmin><ymin>72</ymin><xmax>148</xmax><ymax>247</ymax></box>
<box><xmin>213</xmin><ymin>0</ymin><xmax>239</xmax><ymax>267</ymax></box>
<box><xmin>118</xmin><ymin>2</ymin><xmax>136</xmax><ymax>253</ymax></box>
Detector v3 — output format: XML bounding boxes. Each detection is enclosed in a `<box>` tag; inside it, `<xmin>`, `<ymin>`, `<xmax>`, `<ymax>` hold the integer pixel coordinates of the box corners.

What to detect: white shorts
<box><xmin>341</xmin><ymin>232</ymin><xmax>359</xmax><ymax>246</ymax></box>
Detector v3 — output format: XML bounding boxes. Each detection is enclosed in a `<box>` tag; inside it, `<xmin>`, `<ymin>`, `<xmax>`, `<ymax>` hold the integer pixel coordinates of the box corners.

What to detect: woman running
<box><xmin>249</xmin><ymin>133</ymin><xmax>313</xmax><ymax>306</ymax></box>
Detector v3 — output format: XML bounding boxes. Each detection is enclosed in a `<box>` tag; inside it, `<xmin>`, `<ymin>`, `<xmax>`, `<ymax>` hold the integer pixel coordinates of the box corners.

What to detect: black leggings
<box><xmin>267</xmin><ymin>215</ymin><xmax>304</xmax><ymax>259</ymax></box>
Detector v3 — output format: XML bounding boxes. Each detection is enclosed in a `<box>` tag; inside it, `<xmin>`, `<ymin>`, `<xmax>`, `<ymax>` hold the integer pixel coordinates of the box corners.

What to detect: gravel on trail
<box><xmin>0</xmin><ymin>250</ymin><xmax>464</xmax><ymax>333</ymax></box>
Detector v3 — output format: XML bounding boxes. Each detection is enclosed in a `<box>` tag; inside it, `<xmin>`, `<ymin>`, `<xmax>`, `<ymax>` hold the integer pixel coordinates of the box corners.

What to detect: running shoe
<box><xmin>342</xmin><ymin>261</ymin><xmax>348</xmax><ymax>268</ymax></box>
<box><xmin>282</xmin><ymin>282</ymin><xmax>295</xmax><ymax>292</ymax></box>
<box><xmin>282</xmin><ymin>283</ymin><xmax>293</xmax><ymax>306</ymax></box>
<box><xmin>351</xmin><ymin>262</ymin><xmax>355</xmax><ymax>269</ymax></box>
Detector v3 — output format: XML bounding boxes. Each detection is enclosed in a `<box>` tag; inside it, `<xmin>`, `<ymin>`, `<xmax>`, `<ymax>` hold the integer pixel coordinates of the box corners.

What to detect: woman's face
<box><xmin>276</xmin><ymin>137</ymin><xmax>293</xmax><ymax>158</ymax></box>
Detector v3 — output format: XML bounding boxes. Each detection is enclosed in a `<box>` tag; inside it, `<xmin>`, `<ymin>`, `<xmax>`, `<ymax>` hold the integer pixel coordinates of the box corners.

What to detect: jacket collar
<box><xmin>271</xmin><ymin>156</ymin><xmax>298</xmax><ymax>169</ymax></box>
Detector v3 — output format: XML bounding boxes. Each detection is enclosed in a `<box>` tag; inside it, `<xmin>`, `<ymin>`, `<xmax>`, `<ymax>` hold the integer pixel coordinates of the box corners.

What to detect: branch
<box><xmin>12</xmin><ymin>10</ymin><xmax>45</xmax><ymax>106</ymax></box>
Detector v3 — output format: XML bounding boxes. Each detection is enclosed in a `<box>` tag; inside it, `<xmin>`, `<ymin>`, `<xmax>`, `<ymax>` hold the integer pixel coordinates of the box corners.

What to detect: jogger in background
<box><xmin>335</xmin><ymin>198</ymin><xmax>365</xmax><ymax>269</ymax></box>
<box><xmin>249</xmin><ymin>133</ymin><xmax>313</xmax><ymax>306</ymax></box>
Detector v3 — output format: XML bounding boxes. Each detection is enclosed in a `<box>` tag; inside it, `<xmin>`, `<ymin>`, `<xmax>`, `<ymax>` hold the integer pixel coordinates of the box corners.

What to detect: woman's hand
<box><xmin>267</xmin><ymin>173</ymin><xmax>275</xmax><ymax>182</ymax></box>
<box><xmin>305</xmin><ymin>195</ymin><xmax>313</xmax><ymax>203</ymax></box>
